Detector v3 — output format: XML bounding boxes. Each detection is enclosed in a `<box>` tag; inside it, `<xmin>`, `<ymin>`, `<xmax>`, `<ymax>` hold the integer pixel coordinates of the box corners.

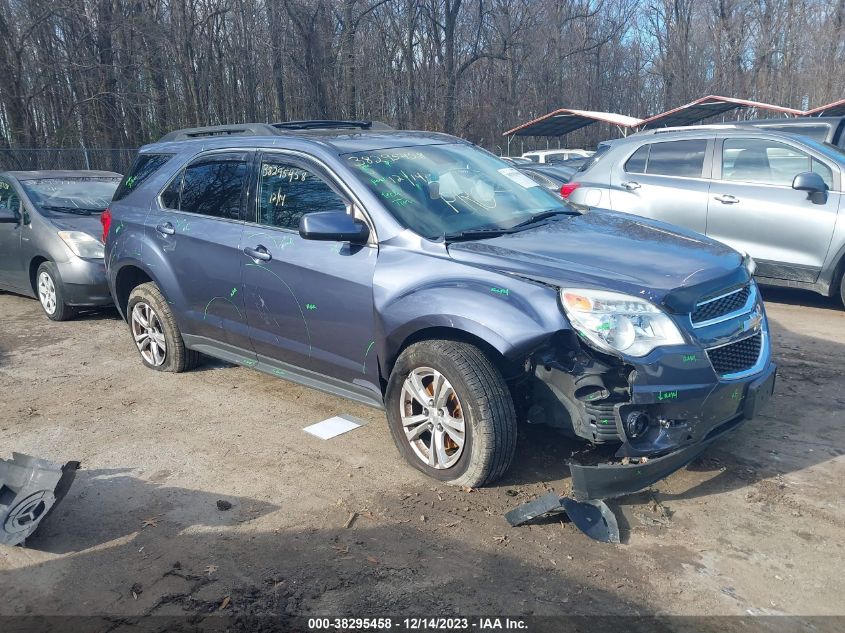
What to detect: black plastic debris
<box><xmin>0</xmin><ymin>453</ymin><xmax>80</xmax><ymax>546</ymax></box>
<box><xmin>560</xmin><ymin>498</ymin><xmax>620</xmax><ymax>544</ymax></box>
<box><xmin>504</xmin><ymin>491</ymin><xmax>620</xmax><ymax>544</ymax></box>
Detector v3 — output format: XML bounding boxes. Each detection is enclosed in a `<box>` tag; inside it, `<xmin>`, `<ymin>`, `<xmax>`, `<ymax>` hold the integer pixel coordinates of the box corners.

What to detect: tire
<box><xmin>36</xmin><ymin>261</ymin><xmax>76</xmax><ymax>321</ymax></box>
<box><xmin>385</xmin><ymin>340</ymin><xmax>517</xmax><ymax>487</ymax></box>
<box><xmin>127</xmin><ymin>282</ymin><xmax>200</xmax><ymax>372</ymax></box>
<box><xmin>839</xmin><ymin>271</ymin><xmax>845</xmax><ymax>308</ymax></box>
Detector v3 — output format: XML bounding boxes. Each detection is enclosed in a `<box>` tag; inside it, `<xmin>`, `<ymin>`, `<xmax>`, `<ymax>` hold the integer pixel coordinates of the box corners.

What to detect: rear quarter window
<box><xmin>624</xmin><ymin>145</ymin><xmax>649</xmax><ymax>173</ymax></box>
<box><xmin>112</xmin><ymin>153</ymin><xmax>174</xmax><ymax>202</ymax></box>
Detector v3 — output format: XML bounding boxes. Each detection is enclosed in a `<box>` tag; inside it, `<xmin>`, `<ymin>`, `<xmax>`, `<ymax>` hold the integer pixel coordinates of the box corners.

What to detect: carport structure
<box><xmin>502</xmin><ymin>95</ymin><xmax>808</xmax><ymax>145</ymax></box>
<box><xmin>636</xmin><ymin>95</ymin><xmax>804</xmax><ymax>129</ymax></box>
<box><xmin>503</xmin><ymin>109</ymin><xmax>643</xmax><ymax>153</ymax></box>
<box><xmin>804</xmin><ymin>97</ymin><xmax>845</xmax><ymax>117</ymax></box>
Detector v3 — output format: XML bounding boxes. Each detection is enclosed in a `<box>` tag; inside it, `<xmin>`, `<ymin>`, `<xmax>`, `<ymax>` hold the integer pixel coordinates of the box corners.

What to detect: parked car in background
<box><xmin>517</xmin><ymin>163</ymin><xmax>576</xmax><ymax>197</ymax></box>
<box><xmin>104</xmin><ymin>121</ymin><xmax>775</xmax><ymax>496</ymax></box>
<box><xmin>500</xmin><ymin>156</ymin><xmax>533</xmax><ymax>165</ymax></box>
<box><xmin>734</xmin><ymin>117</ymin><xmax>845</xmax><ymax>149</ymax></box>
<box><xmin>0</xmin><ymin>170</ymin><xmax>121</xmax><ymax>320</ymax></box>
<box><xmin>521</xmin><ymin>148</ymin><xmax>594</xmax><ymax>164</ymax></box>
<box><xmin>566</xmin><ymin>128</ymin><xmax>845</xmax><ymax>305</ymax></box>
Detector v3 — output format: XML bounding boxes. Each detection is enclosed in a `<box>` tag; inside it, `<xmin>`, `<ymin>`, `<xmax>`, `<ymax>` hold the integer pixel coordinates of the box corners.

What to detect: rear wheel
<box><xmin>37</xmin><ymin>262</ymin><xmax>75</xmax><ymax>321</ymax></box>
<box><xmin>385</xmin><ymin>340</ymin><xmax>517</xmax><ymax>487</ymax></box>
<box><xmin>127</xmin><ymin>282</ymin><xmax>199</xmax><ymax>372</ymax></box>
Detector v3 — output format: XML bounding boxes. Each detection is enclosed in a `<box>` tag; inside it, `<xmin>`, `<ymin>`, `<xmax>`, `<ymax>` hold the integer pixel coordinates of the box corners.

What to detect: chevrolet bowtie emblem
<box><xmin>741</xmin><ymin>309</ymin><xmax>763</xmax><ymax>333</ymax></box>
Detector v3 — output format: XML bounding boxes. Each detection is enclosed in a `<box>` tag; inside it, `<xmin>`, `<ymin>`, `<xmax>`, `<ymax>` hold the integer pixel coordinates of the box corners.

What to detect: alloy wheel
<box><xmin>131</xmin><ymin>301</ymin><xmax>167</xmax><ymax>366</ymax></box>
<box><xmin>37</xmin><ymin>271</ymin><xmax>57</xmax><ymax>315</ymax></box>
<box><xmin>400</xmin><ymin>367</ymin><xmax>466</xmax><ymax>469</ymax></box>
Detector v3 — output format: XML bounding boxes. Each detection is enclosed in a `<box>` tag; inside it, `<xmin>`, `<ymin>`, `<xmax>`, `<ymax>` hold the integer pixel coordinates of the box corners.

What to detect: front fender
<box><xmin>373</xmin><ymin>247</ymin><xmax>571</xmax><ymax>373</ymax></box>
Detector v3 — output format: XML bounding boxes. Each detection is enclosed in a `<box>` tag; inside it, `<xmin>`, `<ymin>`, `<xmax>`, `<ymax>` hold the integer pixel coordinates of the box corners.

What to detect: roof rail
<box><xmin>271</xmin><ymin>120</ymin><xmax>393</xmax><ymax>131</ymax></box>
<box><xmin>157</xmin><ymin>123</ymin><xmax>280</xmax><ymax>142</ymax></box>
<box><xmin>157</xmin><ymin>120</ymin><xmax>394</xmax><ymax>142</ymax></box>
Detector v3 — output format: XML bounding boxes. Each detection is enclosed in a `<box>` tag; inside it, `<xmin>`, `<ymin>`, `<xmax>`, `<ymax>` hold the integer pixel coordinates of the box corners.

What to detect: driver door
<box><xmin>706</xmin><ymin>137</ymin><xmax>841</xmax><ymax>282</ymax></box>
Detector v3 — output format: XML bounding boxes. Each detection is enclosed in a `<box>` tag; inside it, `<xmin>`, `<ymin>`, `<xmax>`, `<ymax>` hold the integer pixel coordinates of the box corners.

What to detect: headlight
<box><xmin>560</xmin><ymin>288</ymin><xmax>685</xmax><ymax>357</ymax></box>
<box><xmin>742</xmin><ymin>252</ymin><xmax>757</xmax><ymax>276</ymax></box>
<box><xmin>58</xmin><ymin>231</ymin><xmax>105</xmax><ymax>259</ymax></box>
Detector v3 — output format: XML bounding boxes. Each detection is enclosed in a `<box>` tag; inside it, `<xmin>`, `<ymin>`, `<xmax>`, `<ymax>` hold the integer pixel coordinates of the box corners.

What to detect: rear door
<box><xmin>144</xmin><ymin>151</ymin><xmax>255</xmax><ymax>360</ymax></box>
<box><xmin>607</xmin><ymin>138</ymin><xmax>712</xmax><ymax>234</ymax></box>
<box><xmin>706</xmin><ymin>136</ymin><xmax>840</xmax><ymax>283</ymax></box>
<box><xmin>239</xmin><ymin>151</ymin><xmax>379</xmax><ymax>398</ymax></box>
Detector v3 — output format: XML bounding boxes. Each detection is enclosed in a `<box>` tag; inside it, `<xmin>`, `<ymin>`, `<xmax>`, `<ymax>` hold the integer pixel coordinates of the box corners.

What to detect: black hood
<box><xmin>447</xmin><ymin>210</ymin><xmax>749</xmax><ymax>312</ymax></box>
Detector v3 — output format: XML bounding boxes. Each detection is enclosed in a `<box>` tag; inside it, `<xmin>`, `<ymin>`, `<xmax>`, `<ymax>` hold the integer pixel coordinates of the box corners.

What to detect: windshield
<box><xmin>21</xmin><ymin>178</ymin><xmax>120</xmax><ymax>215</ymax></box>
<box><xmin>343</xmin><ymin>143</ymin><xmax>570</xmax><ymax>239</ymax></box>
<box><xmin>799</xmin><ymin>137</ymin><xmax>845</xmax><ymax>164</ymax></box>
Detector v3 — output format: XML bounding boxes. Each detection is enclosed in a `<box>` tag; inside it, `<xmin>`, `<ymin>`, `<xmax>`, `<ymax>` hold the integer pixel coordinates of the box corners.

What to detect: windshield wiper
<box><xmin>443</xmin><ymin>227</ymin><xmax>514</xmax><ymax>242</ymax></box>
<box><xmin>40</xmin><ymin>205</ymin><xmax>105</xmax><ymax>216</ymax></box>
<box><xmin>508</xmin><ymin>208</ymin><xmax>579</xmax><ymax>230</ymax></box>
<box><xmin>443</xmin><ymin>208</ymin><xmax>579</xmax><ymax>242</ymax></box>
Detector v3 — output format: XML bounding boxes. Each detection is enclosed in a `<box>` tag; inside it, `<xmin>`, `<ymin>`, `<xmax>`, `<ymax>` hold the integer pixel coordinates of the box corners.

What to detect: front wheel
<box><xmin>36</xmin><ymin>261</ymin><xmax>75</xmax><ymax>321</ymax></box>
<box><xmin>839</xmin><ymin>271</ymin><xmax>845</xmax><ymax>308</ymax></box>
<box><xmin>385</xmin><ymin>340</ymin><xmax>517</xmax><ymax>487</ymax></box>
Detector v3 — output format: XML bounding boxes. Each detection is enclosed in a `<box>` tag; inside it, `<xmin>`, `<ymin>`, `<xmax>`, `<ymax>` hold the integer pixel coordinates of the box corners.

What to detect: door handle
<box><xmin>156</xmin><ymin>222</ymin><xmax>175</xmax><ymax>236</ymax></box>
<box><xmin>244</xmin><ymin>244</ymin><xmax>272</xmax><ymax>262</ymax></box>
<box><xmin>714</xmin><ymin>194</ymin><xmax>739</xmax><ymax>204</ymax></box>
<box><xmin>621</xmin><ymin>181</ymin><xmax>641</xmax><ymax>191</ymax></box>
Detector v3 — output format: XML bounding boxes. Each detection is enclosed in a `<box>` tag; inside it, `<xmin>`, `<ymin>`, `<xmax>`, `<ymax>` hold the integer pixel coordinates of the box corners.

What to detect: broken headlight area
<box><xmin>523</xmin><ymin>330</ymin><xmax>777</xmax><ymax>501</ymax></box>
<box><xmin>1</xmin><ymin>453</ymin><xmax>80</xmax><ymax>546</ymax></box>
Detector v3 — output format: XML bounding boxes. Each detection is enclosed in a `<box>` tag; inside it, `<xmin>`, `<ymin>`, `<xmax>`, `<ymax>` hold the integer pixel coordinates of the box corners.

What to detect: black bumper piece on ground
<box><xmin>569</xmin><ymin>366</ymin><xmax>777</xmax><ymax>500</ymax></box>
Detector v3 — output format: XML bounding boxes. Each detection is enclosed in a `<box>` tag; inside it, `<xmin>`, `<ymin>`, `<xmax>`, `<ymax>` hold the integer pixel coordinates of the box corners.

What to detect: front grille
<box><xmin>691</xmin><ymin>285</ymin><xmax>750</xmax><ymax>325</ymax></box>
<box><xmin>707</xmin><ymin>333</ymin><xmax>762</xmax><ymax>376</ymax></box>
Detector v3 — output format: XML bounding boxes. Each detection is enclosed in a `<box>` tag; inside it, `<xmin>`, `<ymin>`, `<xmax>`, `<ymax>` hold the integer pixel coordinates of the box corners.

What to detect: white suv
<box><xmin>521</xmin><ymin>149</ymin><xmax>594</xmax><ymax>164</ymax></box>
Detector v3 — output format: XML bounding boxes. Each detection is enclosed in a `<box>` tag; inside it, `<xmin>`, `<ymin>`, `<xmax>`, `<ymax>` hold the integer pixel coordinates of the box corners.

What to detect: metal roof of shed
<box><xmin>503</xmin><ymin>109</ymin><xmax>642</xmax><ymax>137</ymax></box>
<box><xmin>637</xmin><ymin>95</ymin><xmax>804</xmax><ymax>129</ymax></box>
<box><xmin>803</xmin><ymin>97</ymin><xmax>845</xmax><ymax>117</ymax></box>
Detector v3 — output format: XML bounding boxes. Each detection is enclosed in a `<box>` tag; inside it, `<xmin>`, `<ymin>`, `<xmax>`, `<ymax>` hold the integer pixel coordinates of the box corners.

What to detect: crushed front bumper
<box><xmin>57</xmin><ymin>258</ymin><xmax>112</xmax><ymax>307</ymax></box>
<box><xmin>529</xmin><ymin>333</ymin><xmax>777</xmax><ymax>500</ymax></box>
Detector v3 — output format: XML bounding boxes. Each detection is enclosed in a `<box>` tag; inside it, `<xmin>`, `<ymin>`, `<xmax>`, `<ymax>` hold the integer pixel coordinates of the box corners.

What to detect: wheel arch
<box><xmin>380</xmin><ymin>317</ymin><xmax>534</xmax><ymax>393</ymax></box>
<box><xmin>113</xmin><ymin>264</ymin><xmax>154</xmax><ymax>320</ymax></box>
<box><xmin>28</xmin><ymin>255</ymin><xmax>49</xmax><ymax>296</ymax></box>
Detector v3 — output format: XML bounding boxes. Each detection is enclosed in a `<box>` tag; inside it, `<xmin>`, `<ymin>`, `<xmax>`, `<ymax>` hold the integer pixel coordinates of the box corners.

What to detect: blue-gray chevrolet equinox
<box><xmin>103</xmin><ymin>121</ymin><xmax>776</xmax><ymax>498</ymax></box>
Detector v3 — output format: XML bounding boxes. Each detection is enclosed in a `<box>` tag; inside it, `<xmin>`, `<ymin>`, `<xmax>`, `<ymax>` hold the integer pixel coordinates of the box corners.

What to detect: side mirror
<box><xmin>299</xmin><ymin>211</ymin><xmax>369</xmax><ymax>244</ymax></box>
<box><xmin>0</xmin><ymin>206</ymin><xmax>18</xmax><ymax>224</ymax></box>
<box><xmin>792</xmin><ymin>171</ymin><xmax>828</xmax><ymax>204</ymax></box>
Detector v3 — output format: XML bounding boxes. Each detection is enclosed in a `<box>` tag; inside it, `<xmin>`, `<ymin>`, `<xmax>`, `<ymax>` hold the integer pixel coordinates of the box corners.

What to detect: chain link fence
<box><xmin>0</xmin><ymin>148</ymin><xmax>137</xmax><ymax>174</ymax></box>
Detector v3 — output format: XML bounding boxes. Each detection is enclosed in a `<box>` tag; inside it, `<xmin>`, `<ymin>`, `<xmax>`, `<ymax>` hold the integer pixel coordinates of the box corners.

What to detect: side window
<box><xmin>113</xmin><ymin>153</ymin><xmax>174</xmax><ymax>202</ymax></box>
<box><xmin>812</xmin><ymin>158</ymin><xmax>834</xmax><ymax>189</ymax></box>
<box><xmin>180</xmin><ymin>156</ymin><xmax>248</xmax><ymax>220</ymax></box>
<box><xmin>257</xmin><ymin>158</ymin><xmax>347</xmax><ymax>230</ymax></box>
<box><xmin>160</xmin><ymin>172</ymin><xmax>182</xmax><ymax>209</ymax></box>
<box><xmin>722</xmin><ymin>138</ymin><xmax>817</xmax><ymax>187</ymax></box>
<box><xmin>646</xmin><ymin>140</ymin><xmax>707</xmax><ymax>177</ymax></box>
<box><xmin>0</xmin><ymin>179</ymin><xmax>20</xmax><ymax>217</ymax></box>
<box><xmin>624</xmin><ymin>145</ymin><xmax>649</xmax><ymax>173</ymax></box>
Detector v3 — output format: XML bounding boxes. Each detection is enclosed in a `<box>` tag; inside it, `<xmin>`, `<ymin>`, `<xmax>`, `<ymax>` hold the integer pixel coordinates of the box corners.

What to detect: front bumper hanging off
<box><xmin>568</xmin><ymin>364</ymin><xmax>777</xmax><ymax>500</ymax></box>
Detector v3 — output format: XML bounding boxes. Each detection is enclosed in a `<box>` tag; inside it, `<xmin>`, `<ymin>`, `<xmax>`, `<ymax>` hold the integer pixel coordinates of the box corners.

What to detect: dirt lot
<box><xmin>1</xmin><ymin>286</ymin><xmax>843</xmax><ymax>625</ymax></box>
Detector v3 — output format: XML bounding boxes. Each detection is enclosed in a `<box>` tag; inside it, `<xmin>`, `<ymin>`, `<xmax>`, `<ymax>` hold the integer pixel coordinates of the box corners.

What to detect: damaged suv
<box><xmin>104</xmin><ymin>121</ymin><xmax>776</xmax><ymax>498</ymax></box>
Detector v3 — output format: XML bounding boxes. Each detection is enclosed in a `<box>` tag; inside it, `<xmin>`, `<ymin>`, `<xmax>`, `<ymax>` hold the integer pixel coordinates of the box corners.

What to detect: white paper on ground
<box><xmin>303</xmin><ymin>415</ymin><xmax>363</xmax><ymax>440</ymax></box>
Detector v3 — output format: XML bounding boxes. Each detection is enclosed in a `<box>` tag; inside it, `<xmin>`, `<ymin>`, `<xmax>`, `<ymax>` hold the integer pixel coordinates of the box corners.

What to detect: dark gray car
<box><xmin>104</xmin><ymin>122</ymin><xmax>775</xmax><ymax>496</ymax></box>
<box><xmin>567</xmin><ymin>129</ymin><xmax>845</xmax><ymax>304</ymax></box>
<box><xmin>0</xmin><ymin>170</ymin><xmax>121</xmax><ymax>319</ymax></box>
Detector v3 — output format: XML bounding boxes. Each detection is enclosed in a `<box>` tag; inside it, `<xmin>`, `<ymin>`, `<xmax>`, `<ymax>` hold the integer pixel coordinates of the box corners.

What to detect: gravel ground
<box><xmin>0</xmin><ymin>286</ymin><xmax>843</xmax><ymax>624</ymax></box>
